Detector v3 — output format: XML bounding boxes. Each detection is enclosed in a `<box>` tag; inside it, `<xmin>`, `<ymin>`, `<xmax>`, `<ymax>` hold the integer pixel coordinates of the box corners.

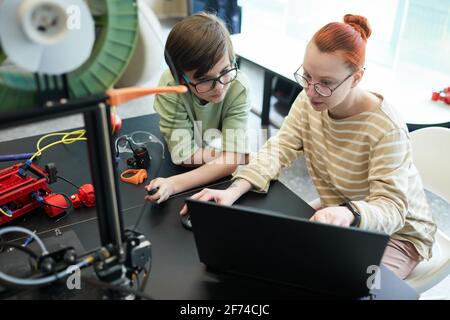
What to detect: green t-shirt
<box><xmin>154</xmin><ymin>69</ymin><xmax>251</xmax><ymax>164</ymax></box>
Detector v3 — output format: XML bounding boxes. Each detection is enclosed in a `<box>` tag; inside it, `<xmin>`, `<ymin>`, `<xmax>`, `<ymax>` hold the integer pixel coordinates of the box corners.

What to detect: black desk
<box><xmin>0</xmin><ymin>114</ymin><xmax>418</xmax><ymax>300</ymax></box>
<box><xmin>0</xmin><ymin>114</ymin><xmax>187</xmax><ymax>246</ymax></box>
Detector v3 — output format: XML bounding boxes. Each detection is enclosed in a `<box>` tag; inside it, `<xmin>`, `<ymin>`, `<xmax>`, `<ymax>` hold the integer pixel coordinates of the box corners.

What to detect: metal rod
<box><xmin>83</xmin><ymin>103</ymin><xmax>124</xmax><ymax>247</ymax></box>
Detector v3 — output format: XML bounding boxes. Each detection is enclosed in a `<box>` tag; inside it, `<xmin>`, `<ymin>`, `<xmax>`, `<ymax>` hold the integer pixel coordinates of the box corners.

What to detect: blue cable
<box><xmin>0</xmin><ymin>153</ymin><xmax>34</xmax><ymax>162</ymax></box>
<box><xmin>22</xmin><ymin>233</ymin><xmax>36</xmax><ymax>247</ymax></box>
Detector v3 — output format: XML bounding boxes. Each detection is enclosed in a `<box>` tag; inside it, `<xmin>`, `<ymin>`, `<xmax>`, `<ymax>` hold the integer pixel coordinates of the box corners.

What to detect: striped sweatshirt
<box><xmin>233</xmin><ymin>91</ymin><xmax>436</xmax><ymax>260</ymax></box>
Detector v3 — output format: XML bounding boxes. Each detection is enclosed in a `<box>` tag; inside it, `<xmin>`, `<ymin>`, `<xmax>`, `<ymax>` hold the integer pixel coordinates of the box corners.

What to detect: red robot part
<box><xmin>0</xmin><ymin>163</ymin><xmax>53</xmax><ymax>225</ymax></box>
<box><xmin>431</xmin><ymin>86</ymin><xmax>450</xmax><ymax>105</ymax></box>
<box><xmin>431</xmin><ymin>91</ymin><xmax>441</xmax><ymax>101</ymax></box>
<box><xmin>1</xmin><ymin>161</ymin><xmax>95</xmax><ymax>225</ymax></box>
<box><xmin>70</xmin><ymin>184</ymin><xmax>95</xmax><ymax>208</ymax></box>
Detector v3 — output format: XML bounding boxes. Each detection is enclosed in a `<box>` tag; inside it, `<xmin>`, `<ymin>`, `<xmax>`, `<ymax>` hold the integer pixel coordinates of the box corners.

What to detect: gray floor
<box><xmin>0</xmin><ymin>17</ymin><xmax>448</xmax><ymax>300</ymax></box>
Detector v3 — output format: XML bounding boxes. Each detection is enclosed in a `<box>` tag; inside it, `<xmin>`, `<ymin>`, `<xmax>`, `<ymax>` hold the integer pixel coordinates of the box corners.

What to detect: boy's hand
<box><xmin>144</xmin><ymin>177</ymin><xmax>175</xmax><ymax>204</ymax></box>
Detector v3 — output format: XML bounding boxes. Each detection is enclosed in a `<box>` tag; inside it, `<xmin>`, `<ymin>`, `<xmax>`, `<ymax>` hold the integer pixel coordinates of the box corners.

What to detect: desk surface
<box><xmin>0</xmin><ymin>114</ymin><xmax>418</xmax><ymax>300</ymax></box>
<box><xmin>231</xmin><ymin>33</ymin><xmax>450</xmax><ymax>126</ymax></box>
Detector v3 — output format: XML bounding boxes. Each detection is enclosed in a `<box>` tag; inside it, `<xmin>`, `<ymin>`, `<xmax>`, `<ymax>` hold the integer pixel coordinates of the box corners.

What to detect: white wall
<box><xmin>145</xmin><ymin>0</ymin><xmax>188</xmax><ymax>18</ymax></box>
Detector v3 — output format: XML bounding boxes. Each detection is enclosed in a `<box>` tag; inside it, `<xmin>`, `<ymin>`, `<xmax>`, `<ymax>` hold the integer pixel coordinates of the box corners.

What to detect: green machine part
<box><xmin>0</xmin><ymin>0</ymin><xmax>139</xmax><ymax>112</ymax></box>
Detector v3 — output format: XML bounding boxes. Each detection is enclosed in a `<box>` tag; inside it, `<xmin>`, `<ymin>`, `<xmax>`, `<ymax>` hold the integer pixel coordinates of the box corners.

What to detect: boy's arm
<box><xmin>169</xmin><ymin>151</ymin><xmax>249</xmax><ymax>194</ymax></box>
<box><xmin>179</xmin><ymin>147</ymin><xmax>250</xmax><ymax>167</ymax></box>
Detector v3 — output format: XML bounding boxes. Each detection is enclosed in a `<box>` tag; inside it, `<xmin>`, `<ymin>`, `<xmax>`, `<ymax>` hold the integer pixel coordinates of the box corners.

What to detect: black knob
<box><xmin>40</xmin><ymin>257</ymin><xmax>55</xmax><ymax>273</ymax></box>
<box><xmin>64</xmin><ymin>249</ymin><xmax>77</xmax><ymax>264</ymax></box>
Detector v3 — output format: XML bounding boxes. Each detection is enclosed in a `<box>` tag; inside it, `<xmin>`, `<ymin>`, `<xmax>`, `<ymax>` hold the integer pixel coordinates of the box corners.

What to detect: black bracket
<box><xmin>34</xmin><ymin>73</ymin><xmax>70</xmax><ymax>108</ymax></box>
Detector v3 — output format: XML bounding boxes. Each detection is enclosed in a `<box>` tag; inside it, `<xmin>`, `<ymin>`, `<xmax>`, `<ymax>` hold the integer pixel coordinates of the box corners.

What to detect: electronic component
<box><xmin>126</xmin><ymin>147</ymin><xmax>150</xmax><ymax>169</ymax></box>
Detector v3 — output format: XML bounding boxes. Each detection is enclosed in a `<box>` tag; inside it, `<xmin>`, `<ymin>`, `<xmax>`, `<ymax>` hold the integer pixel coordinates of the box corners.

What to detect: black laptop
<box><xmin>186</xmin><ymin>199</ymin><xmax>390</xmax><ymax>298</ymax></box>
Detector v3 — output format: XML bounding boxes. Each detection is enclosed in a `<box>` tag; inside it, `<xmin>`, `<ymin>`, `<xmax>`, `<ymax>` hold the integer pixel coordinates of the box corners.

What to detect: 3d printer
<box><xmin>0</xmin><ymin>0</ymin><xmax>186</xmax><ymax>299</ymax></box>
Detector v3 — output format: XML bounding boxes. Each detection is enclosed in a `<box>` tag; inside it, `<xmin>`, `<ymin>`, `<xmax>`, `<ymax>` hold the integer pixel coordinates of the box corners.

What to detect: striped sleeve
<box><xmin>353</xmin><ymin>129</ymin><xmax>410</xmax><ymax>234</ymax></box>
<box><xmin>232</xmin><ymin>98</ymin><xmax>305</xmax><ymax>192</ymax></box>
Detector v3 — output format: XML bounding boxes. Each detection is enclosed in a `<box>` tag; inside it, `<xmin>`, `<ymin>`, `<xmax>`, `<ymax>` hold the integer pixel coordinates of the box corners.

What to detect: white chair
<box><xmin>406</xmin><ymin>127</ymin><xmax>450</xmax><ymax>295</ymax></box>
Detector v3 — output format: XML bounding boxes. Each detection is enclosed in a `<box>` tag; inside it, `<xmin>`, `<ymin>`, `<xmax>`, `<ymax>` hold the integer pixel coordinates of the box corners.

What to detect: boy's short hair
<box><xmin>165</xmin><ymin>12</ymin><xmax>235</xmax><ymax>82</ymax></box>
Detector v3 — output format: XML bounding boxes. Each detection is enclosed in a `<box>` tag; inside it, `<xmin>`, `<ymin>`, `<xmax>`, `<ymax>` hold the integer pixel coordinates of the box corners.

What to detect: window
<box><xmin>240</xmin><ymin>0</ymin><xmax>450</xmax><ymax>75</ymax></box>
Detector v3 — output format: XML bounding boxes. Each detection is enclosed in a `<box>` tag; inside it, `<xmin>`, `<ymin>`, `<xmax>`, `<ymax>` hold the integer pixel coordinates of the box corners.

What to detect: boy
<box><xmin>145</xmin><ymin>12</ymin><xmax>251</xmax><ymax>204</ymax></box>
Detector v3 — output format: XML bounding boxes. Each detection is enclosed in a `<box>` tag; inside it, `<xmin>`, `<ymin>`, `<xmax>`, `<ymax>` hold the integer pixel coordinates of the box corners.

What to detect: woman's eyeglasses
<box><xmin>293</xmin><ymin>64</ymin><xmax>358</xmax><ymax>97</ymax></box>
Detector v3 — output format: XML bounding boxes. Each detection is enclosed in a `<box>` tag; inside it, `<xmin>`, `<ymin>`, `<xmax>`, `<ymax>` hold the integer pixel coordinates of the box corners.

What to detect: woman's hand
<box><xmin>309</xmin><ymin>206</ymin><xmax>355</xmax><ymax>227</ymax></box>
<box><xmin>179</xmin><ymin>188</ymin><xmax>239</xmax><ymax>216</ymax></box>
<box><xmin>144</xmin><ymin>177</ymin><xmax>175</xmax><ymax>204</ymax></box>
<box><xmin>179</xmin><ymin>178</ymin><xmax>252</xmax><ymax>216</ymax></box>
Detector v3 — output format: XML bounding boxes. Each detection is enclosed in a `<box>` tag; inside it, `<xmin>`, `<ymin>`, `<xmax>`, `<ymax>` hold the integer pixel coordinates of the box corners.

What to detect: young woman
<box><xmin>145</xmin><ymin>12</ymin><xmax>250</xmax><ymax>204</ymax></box>
<box><xmin>180</xmin><ymin>14</ymin><xmax>436</xmax><ymax>280</ymax></box>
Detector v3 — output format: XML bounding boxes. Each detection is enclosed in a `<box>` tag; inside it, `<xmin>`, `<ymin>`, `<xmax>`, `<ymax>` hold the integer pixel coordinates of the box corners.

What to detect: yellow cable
<box><xmin>30</xmin><ymin>129</ymin><xmax>87</xmax><ymax>161</ymax></box>
<box><xmin>30</xmin><ymin>111</ymin><xmax>118</xmax><ymax>161</ymax></box>
<box><xmin>0</xmin><ymin>207</ymin><xmax>12</xmax><ymax>218</ymax></box>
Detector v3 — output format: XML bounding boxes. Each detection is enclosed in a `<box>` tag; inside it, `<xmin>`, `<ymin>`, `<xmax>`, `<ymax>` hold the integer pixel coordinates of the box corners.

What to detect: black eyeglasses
<box><xmin>182</xmin><ymin>63</ymin><xmax>238</xmax><ymax>94</ymax></box>
<box><xmin>293</xmin><ymin>65</ymin><xmax>358</xmax><ymax>97</ymax></box>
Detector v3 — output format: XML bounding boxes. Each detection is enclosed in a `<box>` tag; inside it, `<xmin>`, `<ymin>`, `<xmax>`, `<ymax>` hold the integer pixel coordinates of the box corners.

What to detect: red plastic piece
<box><xmin>43</xmin><ymin>194</ymin><xmax>67</xmax><ymax>217</ymax></box>
<box><xmin>431</xmin><ymin>92</ymin><xmax>440</xmax><ymax>101</ymax></box>
<box><xmin>70</xmin><ymin>194</ymin><xmax>82</xmax><ymax>208</ymax></box>
<box><xmin>70</xmin><ymin>184</ymin><xmax>95</xmax><ymax>208</ymax></box>
<box><xmin>431</xmin><ymin>86</ymin><xmax>450</xmax><ymax>105</ymax></box>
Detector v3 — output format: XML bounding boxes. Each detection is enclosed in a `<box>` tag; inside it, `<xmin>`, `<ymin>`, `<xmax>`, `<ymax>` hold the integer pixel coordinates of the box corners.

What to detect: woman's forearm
<box><xmin>226</xmin><ymin>178</ymin><xmax>252</xmax><ymax>203</ymax></box>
